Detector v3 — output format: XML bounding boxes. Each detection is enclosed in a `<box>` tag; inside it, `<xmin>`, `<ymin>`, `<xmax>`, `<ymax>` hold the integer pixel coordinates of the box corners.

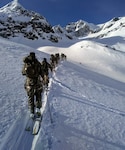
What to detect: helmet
<box><xmin>29</xmin><ymin>52</ymin><xmax>35</xmax><ymax>60</ymax></box>
<box><xmin>43</xmin><ymin>58</ymin><xmax>47</xmax><ymax>61</ymax></box>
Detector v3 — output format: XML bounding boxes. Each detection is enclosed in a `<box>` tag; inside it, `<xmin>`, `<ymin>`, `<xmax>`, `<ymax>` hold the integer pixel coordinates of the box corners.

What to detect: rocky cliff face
<box><xmin>0</xmin><ymin>0</ymin><xmax>59</xmax><ymax>42</ymax></box>
<box><xmin>65</xmin><ymin>20</ymin><xmax>94</xmax><ymax>37</ymax></box>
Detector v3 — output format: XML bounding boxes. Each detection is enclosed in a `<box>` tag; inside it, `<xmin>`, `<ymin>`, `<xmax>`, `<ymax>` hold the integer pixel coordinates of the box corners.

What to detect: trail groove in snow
<box><xmin>35</xmin><ymin>61</ymin><xmax>125</xmax><ymax>150</ymax></box>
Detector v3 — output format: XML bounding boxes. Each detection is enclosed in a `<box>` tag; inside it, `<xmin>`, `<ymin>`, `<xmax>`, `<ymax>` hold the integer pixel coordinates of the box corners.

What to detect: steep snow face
<box><xmin>86</xmin><ymin>17</ymin><xmax>125</xmax><ymax>39</ymax></box>
<box><xmin>99</xmin><ymin>17</ymin><xmax>125</xmax><ymax>37</ymax></box>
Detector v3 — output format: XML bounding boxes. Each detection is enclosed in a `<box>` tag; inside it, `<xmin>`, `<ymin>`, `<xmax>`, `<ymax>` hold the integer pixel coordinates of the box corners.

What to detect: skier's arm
<box><xmin>22</xmin><ymin>63</ymin><xmax>26</xmax><ymax>76</ymax></box>
<box><xmin>48</xmin><ymin>63</ymin><xmax>53</xmax><ymax>72</ymax></box>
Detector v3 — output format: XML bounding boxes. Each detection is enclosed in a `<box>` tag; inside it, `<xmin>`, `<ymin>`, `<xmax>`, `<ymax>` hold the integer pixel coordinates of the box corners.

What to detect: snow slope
<box><xmin>38</xmin><ymin>40</ymin><xmax>125</xmax><ymax>83</ymax></box>
<box><xmin>36</xmin><ymin>61</ymin><xmax>125</xmax><ymax>150</ymax></box>
<box><xmin>0</xmin><ymin>37</ymin><xmax>48</xmax><ymax>149</ymax></box>
<box><xmin>0</xmin><ymin>36</ymin><xmax>125</xmax><ymax>150</ymax></box>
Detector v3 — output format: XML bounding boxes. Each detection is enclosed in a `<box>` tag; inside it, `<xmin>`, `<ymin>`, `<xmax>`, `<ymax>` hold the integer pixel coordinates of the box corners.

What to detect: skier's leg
<box><xmin>26</xmin><ymin>86</ymin><xmax>35</xmax><ymax>114</ymax></box>
<box><xmin>35</xmin><ymin>89</ymin><xmax>42</xmax><ymax>117</ymax></box>
<box><xmin>44</xmin><ymin>74</ymin><xmax>49</xmax><ymax>87</ymax></box>
<box><xmin>35</xmin><ymin>89</ymin><xmax>42</xmax><ymax>109</ymax></box>
<box><xmin>43</xmin><ymin>74</ymin><xmax>47</xmax><ymax>86</ymax></box>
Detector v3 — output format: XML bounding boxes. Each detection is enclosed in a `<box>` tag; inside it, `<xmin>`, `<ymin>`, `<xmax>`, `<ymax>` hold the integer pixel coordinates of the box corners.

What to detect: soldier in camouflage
<box><xmin>41</xmin><ymin>58</ymin><xmax>52</xmax><ymax>87</ymax></box>
<box><xmin>22</xmin><ymin>52</ymin><xmax>44</xmax><ymax>118</ymax></box>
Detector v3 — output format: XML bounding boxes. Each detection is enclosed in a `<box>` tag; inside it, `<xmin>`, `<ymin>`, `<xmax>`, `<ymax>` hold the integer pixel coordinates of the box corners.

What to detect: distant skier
<box><xmin>41</xmin><ymin>58</ymin><xmax>52</xmax><ymax>87</ymax></box>
<box><xmin>61</xmin><ymin>53</ymin><xmax>67</xmax><ymax>61</ymax></box>
<box><xmin>50</xmin><ymin>54</ymin><xmax>56</xmax><ymax>70</ymax></box>
<box><xmin>22</xmin><ymin>52</ymin><xmax>44</xmax><ymax>118</ymax></box>
<box><xmin>55</xmin><ymin>53</ymin><xmax>60</xmax><ymax>65</ymax></box>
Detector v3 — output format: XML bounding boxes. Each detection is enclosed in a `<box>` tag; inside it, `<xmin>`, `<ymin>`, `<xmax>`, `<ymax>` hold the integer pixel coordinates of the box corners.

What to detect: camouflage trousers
<box><xmin>43</xmin><ymin>74</ymin><xmax>49</xmax><ymax>87</ymax></box>
<box><xmin>25</xmin><ymin>77</ymin><xmax>43</xmax><ymax>114</ymax></box>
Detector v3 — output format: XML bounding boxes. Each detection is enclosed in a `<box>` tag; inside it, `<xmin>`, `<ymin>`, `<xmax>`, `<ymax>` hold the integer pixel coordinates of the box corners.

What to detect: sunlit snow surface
<box><xmin>0</xmin><ymin>36</ymin><xmax>125</xmax><ymax>150</ymax></box>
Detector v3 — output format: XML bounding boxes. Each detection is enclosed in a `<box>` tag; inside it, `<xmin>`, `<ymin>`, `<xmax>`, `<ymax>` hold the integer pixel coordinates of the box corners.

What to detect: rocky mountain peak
<box><xmin>0</xmin><ymin>1</ymin><xmax>124</xmax><ymax>43</ymax></box>
<box><xmin>0</xmin><ymin>0</ymin><xmax>61</xmax><ymax>42</ymax></box>
<box><xmin>0</xmin><ymin>0</ymin><xmax>24</xmax><ymax>14</ymax></box>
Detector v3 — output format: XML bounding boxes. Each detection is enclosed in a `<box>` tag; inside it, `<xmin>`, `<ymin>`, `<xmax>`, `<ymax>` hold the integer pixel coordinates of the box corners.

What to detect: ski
<box><xmin>25</xmin><ymin>117</ymin><xmax>34</xmax><ymax>132</ymax></box>
<box><xmin>25</xmin><ymin>110</ymin><xmax>42</xmax><ymax>135</ymax></box>
<box><xmin>32</xmin><ymin>116</ymin><xmax>42</xmax><ymax>135</ymax></box>
<box><xmin>25</xmin><ymin>116</ymin><xmax>42</xmax><ymax>135</ymax></box>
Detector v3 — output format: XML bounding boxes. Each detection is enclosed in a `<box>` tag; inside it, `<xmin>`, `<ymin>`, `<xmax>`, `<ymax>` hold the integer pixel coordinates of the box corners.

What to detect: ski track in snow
<box><xmin>35</xmin><ymin>61</ymin><xmax>125</xmax><ymax>150</ymax></box>
<box><xmin>0</xmin><ymin>38</ymin><xmax>49</xmax><ymax>150</ymax></box>
<box><xmin>0</xmin><ymin>79</ymin><xmax>51</xmax><ymax>150</ymax></box>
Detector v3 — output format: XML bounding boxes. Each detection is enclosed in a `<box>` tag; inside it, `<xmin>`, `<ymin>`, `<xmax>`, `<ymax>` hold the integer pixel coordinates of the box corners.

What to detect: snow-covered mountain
<box><xmin>87</xmin><ymin>17</ymin><xmax>125</xmax><ymax>38</ymax></box>
<box><xmin>1</xmin><ymin>1</ymin><xmax>125</xmax><ymax>150</ymax></box>
<box><xmin>65</xmin><ymin>16</ymin><xmax>125</xmax><ymax>40</ymax></box>
<box><xmin>1</xmin><ymin>0</ymin><xmax>125</xmax><ymax>45</ymax></box>
<box><xmin>65</xmin><ymin>20</ymin><xmax>98</xmax><ymax>37</ymax></box>
<box><xmin>0</xmin><ymin>0</ymin><xmax>72</xmax><ymax>42</ymax></box>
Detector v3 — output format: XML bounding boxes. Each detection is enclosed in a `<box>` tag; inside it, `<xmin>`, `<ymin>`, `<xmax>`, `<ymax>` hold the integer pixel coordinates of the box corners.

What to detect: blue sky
<box><xmin>0</xmin><ymin>0</ymin><xmax>125</xmax><ymax>26</ymax></box>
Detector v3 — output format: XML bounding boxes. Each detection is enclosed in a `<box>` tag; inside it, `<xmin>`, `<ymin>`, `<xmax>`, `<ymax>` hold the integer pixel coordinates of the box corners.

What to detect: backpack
<box><xmin>24</xmin><ymin>62</ymin><xmax>37</xmax><ymax>78</ymax></box>
<box><xmin>42</xmin><ymin>61</ymin><xmax>48</xmax><ymax>71</ymax></box>
<box><xmin>23</xmin><ymin>59</ymin><xmax>40</xmax><ymax>79</ymax></box>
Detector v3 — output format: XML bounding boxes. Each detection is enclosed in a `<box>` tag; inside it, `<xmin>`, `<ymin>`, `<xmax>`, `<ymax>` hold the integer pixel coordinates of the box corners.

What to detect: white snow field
<box><xmin>0</xmin><ymin>35</ymin><xmax>125</xmax><ymax>150</ymax></box>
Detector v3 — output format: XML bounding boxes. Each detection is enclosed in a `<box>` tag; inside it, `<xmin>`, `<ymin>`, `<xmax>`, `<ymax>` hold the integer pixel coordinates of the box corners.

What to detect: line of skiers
<box><xmin>22</xmin><ymin>52</ymin><xmax>66</xmax><ymax>119</ymax></box>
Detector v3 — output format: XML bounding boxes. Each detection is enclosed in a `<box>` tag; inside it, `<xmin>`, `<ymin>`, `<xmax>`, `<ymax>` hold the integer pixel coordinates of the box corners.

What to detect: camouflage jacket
<box><xmin>22</xmin><ymin>56</ymin><xmax>44</xmax><ymax>86</ymax></box>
